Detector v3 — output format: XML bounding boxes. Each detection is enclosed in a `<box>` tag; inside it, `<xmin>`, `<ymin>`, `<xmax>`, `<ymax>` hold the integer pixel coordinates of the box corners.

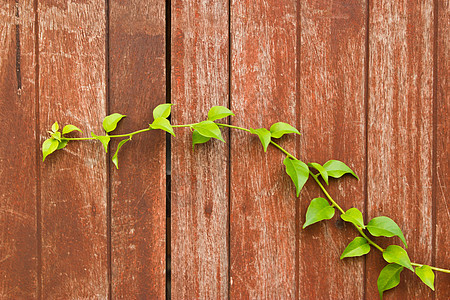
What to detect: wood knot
<box><xmin>204</xmin><ymin>203</ymin><xmax>213</xmax><ymax>216</ymax></box>
<box><xmin>335</xmin><ymin>217</ymin><xmax>344</xmax><ymax>229</ymax></box>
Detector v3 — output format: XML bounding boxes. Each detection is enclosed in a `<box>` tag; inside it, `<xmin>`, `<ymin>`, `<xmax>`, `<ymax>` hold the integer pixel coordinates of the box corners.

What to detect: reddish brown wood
<box><xmin>39</xmin><ymin>1</ymin><xmax>108</xmax><ymax>298</ymax></box>
<box><xmin>436</xmin><ymin>0</ymin><xmax>450</xmax><ymax>298</ymax></box>
<box><xmin>367</xmin><ymin>1</ymin><xmax>435</xmax><ymax>298</ymax></box>
<box><xmin>298</xmin><ymin>1</ymin><xmax>367</xmax><ymax>299</ymax></box>
<box><xmin>109</xmin><ymin>0</ymin><xmax>166</xmax><ymax>298</ymax></box>
<box><xmin>0</xmin><ymin>1</ymin><xmax>37</xmax><ymax>298</ymax></box>
<box><xmin>1</xmin><ymin>1</ymin><xmax>448</xmax><ymax>298</ymax></box>
<box><xmin>171</xmin><ymin>1</ymin><xmax>229</xmax><ymax>298</ymax></box>
<box><xmin>230</xmin><ymin>0</ymin><xmax>297</xmax><ymax>298</ymax></box>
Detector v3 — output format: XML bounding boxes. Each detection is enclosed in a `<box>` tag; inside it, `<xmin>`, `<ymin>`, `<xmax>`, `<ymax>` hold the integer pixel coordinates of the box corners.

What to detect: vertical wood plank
<box><xmin>367</xmin><ymin>1</ymin><xmax>434</xmax><ymax>298</ymax></box>
<box><xmin>171</xmin><ymin>1</ymin><xmax>229</xmax><ymax>298</ymax></box>
<box><xmin>39</xmin><ymin>1</ymin><xmax>108</xmax><ymax>298</ymax></box>
<box><xmin>436</xmin><ymin>0</ymin><xmax>450</xmax><ymax>298</ymax></box>
<box><xmin>109</xmin><ymin>0</ymin><xmax>166</xmax><ymax>298</ymax></box>
<box><xmin>0</xmin><ymin>1</ymin><xmax>37</xmax><ymax>298</ymax></box>
<box><xmin>298</xmin><ymin>1</ymin><xmax>367</xmax><ymax>299</ymax></box>
<box><xmin>230</xmin><ymin>1</ymin><xmax>297</xmax><ymax>298</ymax></box>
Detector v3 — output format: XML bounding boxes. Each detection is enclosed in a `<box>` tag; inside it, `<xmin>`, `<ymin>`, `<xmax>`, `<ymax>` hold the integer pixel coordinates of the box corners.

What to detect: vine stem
<box><xmin>272</xmin><ymin>139</ymin><xmax>385</xmax><ymax>252</ymax></box>
<box><xmin>63</xmin><ymin>123</ymin><xmax>197</xmax><ymax>141</ymax></box>
<box><xmin>411</xmin><ymin>263</ymin><xmax>450</xmax><ymax>274</ymax></box>
<box><xmin>309</xmin><ymin>172</ymin><xmax>345</xmax><ymax>214</ymax></box>
<box><xmin>58</xmin><ymin>120</ymin><xmax>450</xmax><ymax>274</ymax></box>
<box><xmin>62</xmin><ymin>128</ymin><xmax>152</xmax><ymax>140</ymax></box>
<box><xmin>217</xmin><ymin>123</ymin><xmax>450</xmax><ymax>273</ymax></box>
<box><xmin>217</xmin><ymin>123</ymin><xmax>251</xmax><ymax>133</ymax></box>
<box><xmin>172</xmin><ymin>124</ymin><xmax>196</xmax><ymax>128</ymax></box>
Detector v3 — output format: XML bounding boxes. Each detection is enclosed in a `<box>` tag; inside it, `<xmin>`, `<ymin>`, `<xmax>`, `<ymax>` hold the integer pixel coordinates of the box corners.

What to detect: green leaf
<box><xmin>207</xmin><ymin>106</ymin><xmax>235</xmax><ymax>121</ymax></box>
<box><xmin>56</xmin><ymin>140</ymin><xmax>68</xmax><ymax>150</ymax></box>
<box><xmin>367</xmin><ymin>216</ymin><xmax>407</xmax><ymax>248</ymax></box>
<box><xmin>382</xmin><ymin>245</ymin><xmax>413</xmax><ymax>271</ymax></box>
<box><xmin>51</xmin><ymin>121</ymin><xmax>59</xmax><ymax>132</ymax></box>
<box><xmin>91</xmin><ymin>132</ymin><xmax>110</xmax><ymax>153</ymax></box>
<box><xmin>269</xmin><ymin>122</ymin><xmax>300</xmax><ymax>139</ymax></box>
<box><xmin>192</xmin><ymin>130</ymin><xmax>211</xmax><ymax>150</ymax></box>
<box><xmin>340</xmin><ymin>237</ymin><xmax>371</xmax><ymax>259</ymax></box>
<box><xmin>415</xmin><ymin>265</ymin><xmax>435</xmax><ymax>291</ymax></box>
<box><xmin>303</xmin><ymin>197</ymin><xmax>335</xmax><ymax>229</ymax></box>
<box><xmin>153</xmin><ymin>103</ymin><xmax>173</xmax><ymax>119</ymax></box>
<box><xmin>308</xmin><ymin>162</ymin><xmax>329</xmax><ymax>185</ymax></box>
<box><xmin>112</xmin><ymin>138</ymin><xmax>130</xmax><ymax>169</ymax></box>
<box><xmin>250</xmin><ymin>128</ymin><xmax>271</xmax><ymax>152</ymax></box>
<box><xmin>341</xmin><ymin>208</ymin><xmax>365</xmax><ymax>229</ymax></box>
<box><xmin>51</xmin><ymin>131</ymin><xmax>62</xmax><ymax>142</ymax></box>
<box><xmin>323</xmin><ymin>160</ymin><xmax>359</xmax><ymax>180</ymax></box>
<box><xmin>377</xmin><ymin>264</ymin><xmax>404</xmax><ymax>299</ymax></box>
<box><xmin>62</xmin><ymin>124</ymin><xmax>83</xmax><ymax>135</ymax></box>
<box><xmin>42</xmin><ymin>138</ymin><xmax>59</xmax><ymax>161</ymax></box>
<box><xmin>150</xmin><ymin>117</ymin><xmax>175</xmax><ymax>136</ymax></box>
<box><xmin>283</xmin><ymin>157</ymin><xmax>309</xmax><ymax>197</ymax></box>
<box><xmin>102</xmin><ymin>113</ymin><xmax>126</xmax><ymax>133</ymax></box>
<box><xmin>192</xmin><ymin>120</ymin><xmax>224</xmax><ymax>142</ymax></box>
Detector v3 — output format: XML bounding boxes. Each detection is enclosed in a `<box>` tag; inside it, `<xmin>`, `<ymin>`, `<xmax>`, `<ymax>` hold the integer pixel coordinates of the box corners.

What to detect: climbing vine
<box><xmin>42</xmin><ymin>104</ymin><xmax>449</xmax><ymax>299</ymax></box>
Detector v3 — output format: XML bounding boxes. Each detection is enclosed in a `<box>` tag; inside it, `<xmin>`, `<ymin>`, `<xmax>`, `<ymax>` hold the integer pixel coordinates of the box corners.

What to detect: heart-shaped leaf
<box><xmin>308</xmin><ymin>162</ymin><xmax>329</xmax><ymax>185</ymax></box>
<box><xmin>51</xmin><ymin>121</ymin><xmax>59</xmax><ymax>132</ymax></box>
<box><xmin>377</xmin><ymin>264</ymin><xmax>404</xmax><ymax>299</ymax></box>
<box><xmin>112</xmin><ymin>138</ymin><xmax>130</xmax><ymax>169</ymax></box>
<box><xmin>51</xmin><ymin>131</ymin><xmax>62</xmax><ymax>142</ymax></box>
<box><xmin>415</xmin><ymin>265</ymin><xmax>435</xmax><ymax>291</ymax></box>
<box><xmin>340</xmin><ymin>237</ymin><xmax>371</xmax><ymax>259</ymax></box>
<box><xmin>192</xmin><ymin>130</ymin><xmax>211</xmax><ymax>150</ymax></box>
<box><xmin>153</xmin><ymin>103</ymin><xmax>173</xmax><ymax>119</ymax></box>
<box><xmin>341</xmin><ymin>208</ymin><xmax>365</xmax><ymax>229</ymax></box>
<box><xmin>269</xmin><ymin>122</ymin><xmax>300</xmax><ymax>139</ymax></box>
<box><xmin>250</xmin><ymin>128</ymin><xmax>271</xmax><ymax>152</ymax></box>
<box><xmin>91</xmin><ymin>132</ymin><xmax>110</xmax><ymax>153</ymax></box>
<box><xmin>367</xmin><ymin>216</ymin><xmax>407</xmax><ymax>248</ymax></box>
<box><xmin>150</xmin><ymin>117</ymin><xmax>175</xmax><ymax>136</ymax></box>
<box><xmin>283</xmin><ymin>157</ymin><xmax>309</xmax><ymax>197</ymax></box>
<box><xmin>323</xmin><ymin>160</ymin><xmax>359</xmax><ymax>180</ymax></box>
<box><xmin>42</xmin><ymin>138</ymin><xmax>59</xmax><ymax>161</ymax></box>
<box><xmin>382</xmin><ymin>245</ymin><xmax>413</xmax><ymax>271</ymax></box>
<box><xmin>192</xmin><ymin>120</ymin><xmax>224</xmax><ymax>142</ymax></box>
<box><xmin>207</xmin><ymin>106</ymin><xmax>234</xmax><ymax>121</ymax></box>
<box><xmin>62</xmin><ymin>124</ymin><xmax>83</xmax><ymax>135</ymax></box>
<box><xmin>103</xmin><ymin>113</ymin><xmax>126</xmax><ymax>133</ymax></box>
<box><xmin>56</xmin><ymin>140</ymin><xmax>68</xmax><ymax>150</ymax></box>
<box><xmin>303</xmin><ymin>197</ymin><xmax>335</xmax><ymax>229</ymax></box>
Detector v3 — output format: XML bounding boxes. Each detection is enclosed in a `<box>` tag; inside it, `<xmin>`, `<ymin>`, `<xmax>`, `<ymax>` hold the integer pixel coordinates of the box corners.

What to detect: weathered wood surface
<box><xmin>38</xmin><ymin>1</ymin><xmax>108</xmax><ymax>298</ymax></box>
<box><xmin>230</xmin><ymin>0</ymin><xmax>297</xmax><ymax>298</ymax></box>
<box><xmin>0</xmin><ymin>0</ymin><xmax>448</xmax><ymax>298</ymax></box>
<box><xmin>0</xmin><ymin>1</ymin><xmax>37</xmax><ymax>298</ymax></box>
<box><xmin>367</xmin><ymin>1</ymin><xmax>435</xmax><ymax>299</ymax></box>
<box><xmin>109</xmin><ymin>0</ymin><xmax>166</xmax><ymax>298</ymax></box>
<box><xmin>171</xmin><ymin>0</ymin><xmax>229</xmax><ymax>298</ymax></box>
<box><xmin>436</xmin><ymin>0</ymin><xmax>450</xmax><ymax>299</ymax></box>
<box><xmin>298</xmin><ymin>1</ymin><xmax>367</xmax><ymax>299</ymax></box>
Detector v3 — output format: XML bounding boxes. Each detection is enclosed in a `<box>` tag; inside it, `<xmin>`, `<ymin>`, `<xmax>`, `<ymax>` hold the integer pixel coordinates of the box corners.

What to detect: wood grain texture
<box><xmin>39</xmin><ymin>1</ymin><xmax>108</xmax><ymax>298</ymax></box>
<box><xmin>0</xmin><ymin>1</ymin><xmax>37</xmax><ymax>298</ymax></box>
<box><xmin>367</xmin><ymin>1</ymin><xmax>434</xmax><ymax>298</ymax></box>
<box><xmin>230</xmin><ymin>0</ymin><xmax>297</xmax><ymax>298</ymax></box>
<box><xmin>435</xmin><ymin>0</ymin><xmax>450</xmax><ymax>298</ymax></box>
<box><xmin>109</xmin><ymin>0</ymin><xmax>166</xmax><ymax>298</ymax></box>
<box><xmin>171</xmin><ymin>1</ymin><xmax>229</xmax><ymax>298</ymax></box>
<box><xmin>298</xmin><ymin>1</ymin><xmax>367</xmax><ymax>299</ymax></box>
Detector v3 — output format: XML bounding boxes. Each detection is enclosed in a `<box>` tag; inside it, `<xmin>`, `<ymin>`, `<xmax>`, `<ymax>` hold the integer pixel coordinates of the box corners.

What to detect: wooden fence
<box><xmin>0</xmin><ymin>0</ymin><xmax>448</xmax><ymax>299</ymax></box>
